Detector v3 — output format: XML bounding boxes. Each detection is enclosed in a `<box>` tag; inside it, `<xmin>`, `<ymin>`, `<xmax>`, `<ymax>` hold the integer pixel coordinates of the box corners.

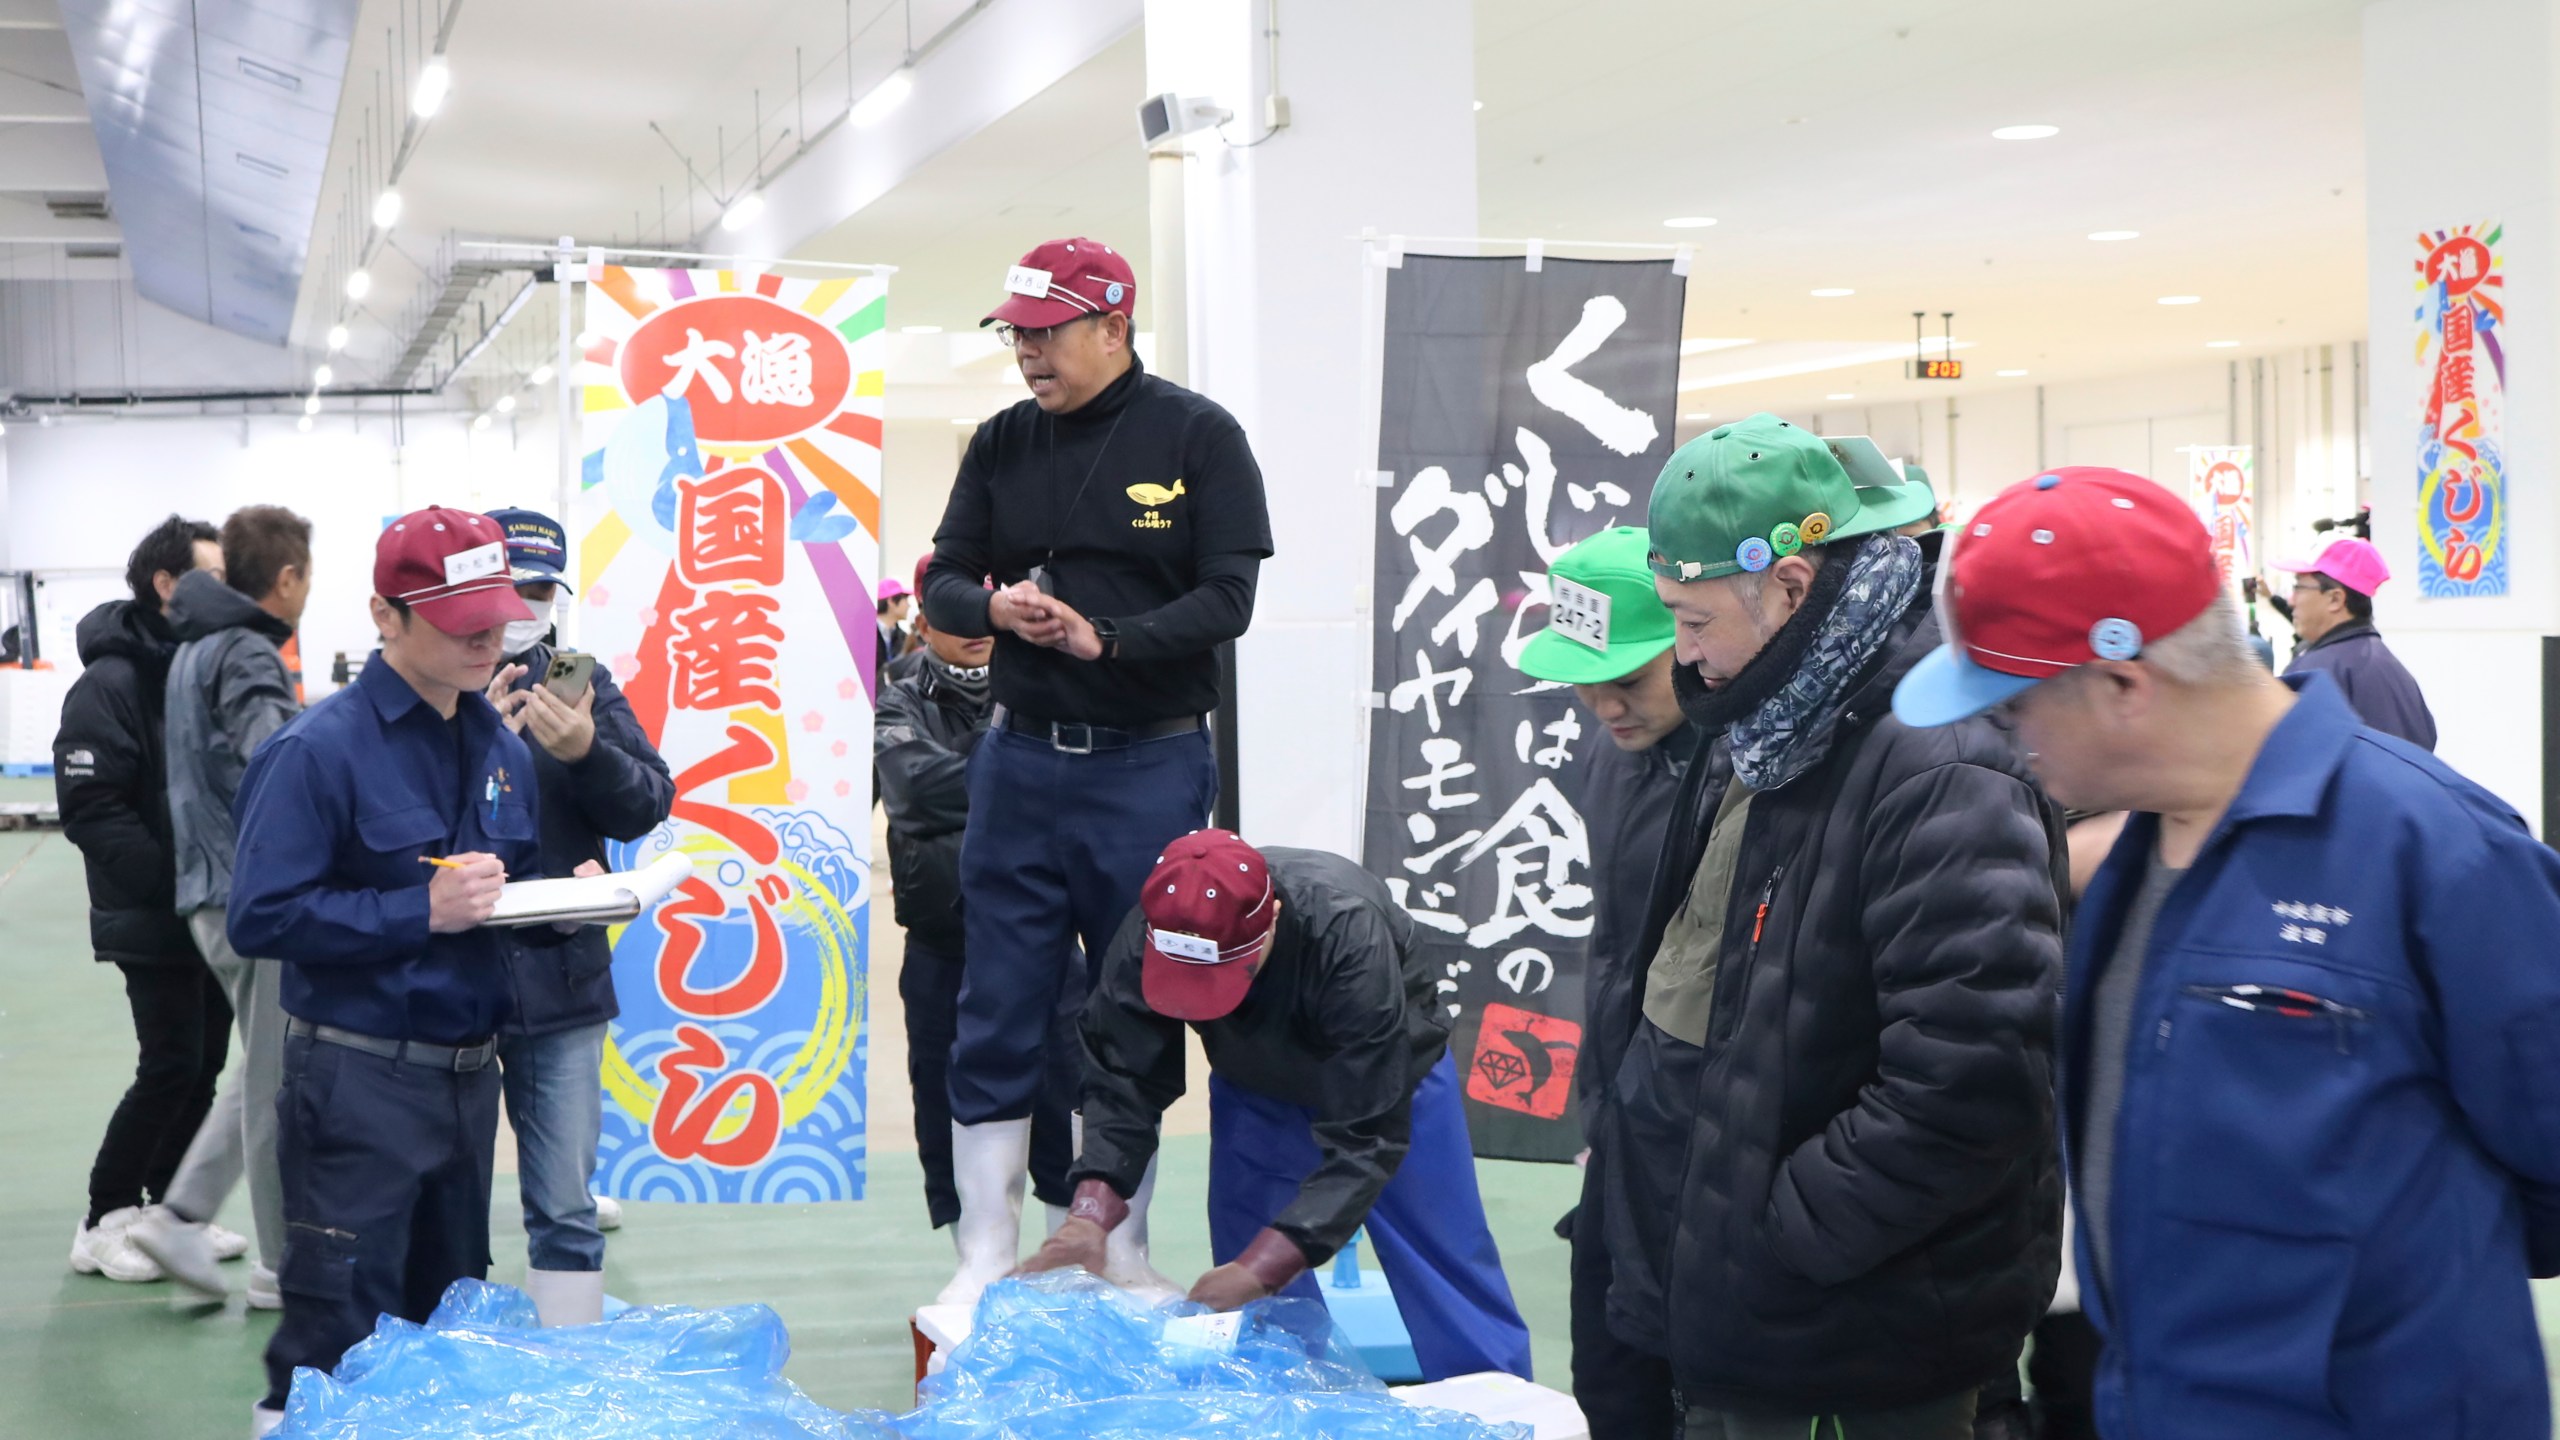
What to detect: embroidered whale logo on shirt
<box><xmin>1126</xmin><ymin>478</ymin><xmax>1186</xmax><ymax>507</ymax></box>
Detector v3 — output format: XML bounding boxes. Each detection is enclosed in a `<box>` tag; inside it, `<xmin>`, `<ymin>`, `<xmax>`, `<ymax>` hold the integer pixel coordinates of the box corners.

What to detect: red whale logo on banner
<box><xmin>620</xmin><ymin>294</ymin><xmax>853</xmax><ymax>446</ymax></box>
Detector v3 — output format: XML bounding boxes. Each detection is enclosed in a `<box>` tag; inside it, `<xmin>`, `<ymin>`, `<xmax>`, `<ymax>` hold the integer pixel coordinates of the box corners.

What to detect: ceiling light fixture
<box><xmin>473</xmin><ymin>414</ymin><xmax>491</xmax><ymax>431</ymax></box>
<box><xmin>1473</xmin><ymin>100</ymin><xmax>1484</xmax><ymax>112</ymax></box>
<box><xmin>312</xmin><ymin>364</ymin><xmax>333</xmax><ymax>387</ymax></box>
<box><xmin>302</xmin><ymin>395</ymin><xmax>320</xmax><ymax>416</ymax></box>
<box><xmin>296</xmin><ymin>416</ymin><xmax>313</xmax><ymax>433</ymax></box>
<box><xmin>1996</xmin><ymin>368</ymin><xmax>2029</xmax><ymax>377</ymax></box>
<box><xmin>1663</xmin><ymin>216</ymin><xmax>1717</xmax><ymax>229</ymax></box>
<box><xmin>344</xmin><ymin>269</ymin><xmax>371</xmax><ymax>300</ymax></box>
<box><xmin>412</xmin><ymin>59</ymin><xmax>451</xmax><ymax>118</ymax></box>
<box><xmin>720</xmin><ymin>192</ymin><xmax>765</xmax><ymax>233</ymax></box>
<box><xmin>372</xmin><ymin>190</ymin><xmax>402</xmax><ymax>229</ymax></box>
<box><xmin>529</xmin><ymin>363</ymin><xmax>555</xmax><ymax>385</ymax></box>
<box><xmin>1827</xmin><ymin>393</ymin><xmax>1856</xmax><ymax>401</ymax></box>
<box><xmin>2157</xmin><ymin>294</ymin><xmax>2201</xmax><ymax>305</ymax></box>
<box><xmin>0</xmin><ymin>421</ymin><xmax>10</xmax><ymax>437</ymax></box>
<box><xmin>326</xmin><ymin>324</ymin><xmax>349</xmax><ymax>351</ymax></box>
<box><xmin>2205</xmin><ymin>340</ymin><xmax>2241</xmax><ymax>348</ymax></box>
<box><xmin>1810</xmin><ymin>288</ymin><xmax>1855</xmax><ymax>298</ymax></box>
<box><xmin>851</xmin><ymin>69</ymin><xmax>914</xmax><ymax>129</ymax></box>
<box><xmin>1992</xmin><ymin>124</ymin><xmax>2059</xmax><ymax>140</ymax></box>
<box><xmin>2087</xmin><ymin>229</ymin><xmax>2139</xmax><ymax>242</ymax></box>
<box><xmin>492</xmin><ymin>394</ymin><xmax>515</xmax><ymax>415</ymax></box>
<box><xmin>576</xmin><ymin>330</ymin><xmax>599</xmax><ymax>349</ymax></box>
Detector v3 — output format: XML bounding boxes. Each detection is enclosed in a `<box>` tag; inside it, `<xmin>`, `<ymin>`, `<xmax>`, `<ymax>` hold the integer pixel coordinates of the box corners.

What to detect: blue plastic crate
<box><xmin>1316</xmin><ymin>1231</ymin><xmax>1420</xmax><ymax>1382</ymax></box>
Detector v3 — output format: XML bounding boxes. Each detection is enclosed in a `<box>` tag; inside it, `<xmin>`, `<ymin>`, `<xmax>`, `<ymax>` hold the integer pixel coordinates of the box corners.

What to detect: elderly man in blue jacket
<box><xmin>1896</xmin><ymin>467</ymin><xmax>2560</xmax><ymax>1440</ymax></box>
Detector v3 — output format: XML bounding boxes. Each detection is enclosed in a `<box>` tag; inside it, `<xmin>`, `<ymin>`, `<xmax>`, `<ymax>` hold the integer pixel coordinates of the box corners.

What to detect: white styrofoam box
<box><xmin>1</xmin><ymin>667</ymin><xmax>73</xmax><ymax>767</ymax></box>
<box><xmin>1394</xmin><ymin>1371</ymin><xmax>1590</xmax><ymax>1440</ymax></box>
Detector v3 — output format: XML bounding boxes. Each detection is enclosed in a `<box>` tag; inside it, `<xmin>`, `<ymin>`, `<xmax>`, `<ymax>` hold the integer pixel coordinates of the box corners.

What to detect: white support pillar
<box><xmin>1144</xmin><ymin>0</ymin><xmax>1477</xmax><ymax>855</ymax></box>
<box><xmin>2364</xmin><ymin>0</ymin><xmax>2560</xmax><ymax>831</ymax></box>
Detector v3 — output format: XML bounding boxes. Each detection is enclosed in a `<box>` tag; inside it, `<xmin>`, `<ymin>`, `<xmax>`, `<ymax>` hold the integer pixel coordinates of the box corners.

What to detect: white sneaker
<box><xmin>593</xmin><ymin>1194</ymin><xmax>623</xmax><ymax>1231</ymax></box>
<box><xmin>206</xmin><ymin>1221</ymin><xmax>251</xmax><ymax>1262</ymax></box>
<box><xmin>126</xmin><ymin>1206</ymin><xmax>226</xmax><ymax>1298</ymax></box>
<box><xmin>251</xmin><ymin>1403</ymin><xmax>285</xmax><ymax>1437</ymax></box>
<box><xmin>245</xmin><ymin>1263</ymin><xmax>282</xmax><ymax>1311</ymax></box>
<box><xmin>70</xmin><ymin>1208</ymin><xmax>163</xmax><ymax>1283</ymax></box>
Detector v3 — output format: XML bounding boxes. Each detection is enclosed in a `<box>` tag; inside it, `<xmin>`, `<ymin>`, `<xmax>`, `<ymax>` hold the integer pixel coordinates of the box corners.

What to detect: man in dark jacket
<box><xmin>1895</xmin><ymin>468</ymin><xmax>2560</xmax><ymax>1440</ymax></box>
<box><xmin>1518</xmin><ymin>524</ymin><xmax>1693</xmax><ymax>1440</ymax></box>
<box><xmin>1606</xmin><ymin>416</ymin><xmax>2065</xmax><ymax>1438</ymax></box>
<box><xmin>874</xmin><ymin>606</ymin><xmax>1080</xmax><ymax>1246</ymax></box>
<box><xmin>2272</xmin><ymin>537</ymin><xmax>2436</xmax><ymax>749</ymax></box>
<box><xmin>54</xmin><ymin>513</ymin><xmax>226</xmax><ymax>1284</ymax></box>
<box><xmin>482</xmin><ymin>508</ymin><xmax>676</xmax><ymax>1327</ymax></box>
<box><xmin>129</xmin><ymin>506</ymin><xmax>312</xmax><ymax>1307</ymax></box>
<box><xmin>1024</xmin><ymin>830</ymin><xmax>1532</xmax><ymax>1380</ymax></box>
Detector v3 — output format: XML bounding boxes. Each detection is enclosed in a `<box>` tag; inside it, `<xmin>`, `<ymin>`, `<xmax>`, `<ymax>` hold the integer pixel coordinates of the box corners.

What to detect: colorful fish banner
<box><xmin>2185</xmin><ymin>445</ymin><xmax>2254</xmax><ymax>598</ymax></box>
<box><xmin>574</xmin><ymin>264</ymin><xmax>885</xmax><ymax>1202</ymax></box>
<box><xmin>2415</xmin><ymin>224</ymin><xmax>2507</xmax><ymax>597</ymax></box>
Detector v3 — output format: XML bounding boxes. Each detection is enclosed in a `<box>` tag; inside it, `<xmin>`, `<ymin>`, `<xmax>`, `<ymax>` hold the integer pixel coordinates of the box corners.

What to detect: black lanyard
<box><xmin>1042</xmin><ymin>403</ymin><xmax>1131</xmax><ymax>575</ymax></box>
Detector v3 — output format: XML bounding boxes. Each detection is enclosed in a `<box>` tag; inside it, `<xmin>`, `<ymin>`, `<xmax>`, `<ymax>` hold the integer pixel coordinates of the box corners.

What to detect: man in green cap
<box><xmin>1518</xmin><ymin>525</ymin><xmax>1696</xmax><ymax>1440</ymax></box>
<box><xmin>1594</xmin><ymin>413</ymin><xmax>2067</xmax><ymax>1438</ymax></box>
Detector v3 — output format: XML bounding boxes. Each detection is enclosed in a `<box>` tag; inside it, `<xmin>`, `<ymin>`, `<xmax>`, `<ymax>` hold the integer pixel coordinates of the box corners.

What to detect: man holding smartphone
<box><xmin>479</xmin><ymin>508</ymin><xmax>676</xmax><ymax>1325</ymax></box>
<box><xmin>922</xmin><ymin>238</ymin><xmax>1274</xmax><ymax>1304</ymax></box>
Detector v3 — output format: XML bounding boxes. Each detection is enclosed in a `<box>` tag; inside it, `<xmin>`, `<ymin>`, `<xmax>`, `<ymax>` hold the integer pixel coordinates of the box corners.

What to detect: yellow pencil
<box><xmin>418</xmin><ymin>855</ymin><xmax>468</xmax><ymax>870</ymax></box>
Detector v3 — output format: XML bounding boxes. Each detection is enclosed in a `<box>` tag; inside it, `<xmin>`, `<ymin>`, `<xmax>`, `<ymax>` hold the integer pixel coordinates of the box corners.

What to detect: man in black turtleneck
<box><xmin>920</xmin><ymin>236</ymin><xmax>1274</xmax><ymax>1304</ymax></box>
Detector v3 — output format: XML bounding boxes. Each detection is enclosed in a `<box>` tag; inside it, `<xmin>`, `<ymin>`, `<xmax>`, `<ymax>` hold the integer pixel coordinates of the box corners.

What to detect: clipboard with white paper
<box><xmin>486</xmin><ymin>853</ymin><xmax>695</xmax><ymax>928</ymax></box>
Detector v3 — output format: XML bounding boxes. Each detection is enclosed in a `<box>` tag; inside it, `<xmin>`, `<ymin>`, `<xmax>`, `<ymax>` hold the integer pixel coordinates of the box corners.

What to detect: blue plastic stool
<box><xmin>1316</xmin><ymin>1231</ymin><xmax>1421</xmax><ymax>1382</ymax></box>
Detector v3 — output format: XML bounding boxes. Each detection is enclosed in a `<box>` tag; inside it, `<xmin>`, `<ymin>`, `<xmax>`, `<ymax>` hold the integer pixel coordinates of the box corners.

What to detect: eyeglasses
<box><xmin>994</xmin><ymin>313</ymin><xmax>1106</xmax><ymax>348</ymax></box>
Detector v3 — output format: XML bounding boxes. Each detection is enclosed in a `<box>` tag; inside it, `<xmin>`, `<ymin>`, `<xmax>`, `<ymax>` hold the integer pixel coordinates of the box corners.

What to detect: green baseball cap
<box><xmin>1519</xmin><ymin>526</ymin><xmax>1676</xmax><ymax>685</ymax></box>
<box><xmin>1646</xmin><ymin>413</ymin><xmax>1938</xmax><ymax>581</ymax></box>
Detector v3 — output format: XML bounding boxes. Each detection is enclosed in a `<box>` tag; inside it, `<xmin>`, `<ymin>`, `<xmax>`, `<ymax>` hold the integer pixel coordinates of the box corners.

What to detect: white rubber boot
<box><xmin>1102</xmin><ymin>1154</ymin><xmax>1184</xmax><ymax>1303</ymax></box>
<box><xmin>525</xmin><ymin>1267</ymin><xmax>606</xmax><ymax>1327</ymax></box>
<box><xmin>938</xmin><ymin>1117</ymin><xmax>1031</xmax><ymax>1307</ymax></box>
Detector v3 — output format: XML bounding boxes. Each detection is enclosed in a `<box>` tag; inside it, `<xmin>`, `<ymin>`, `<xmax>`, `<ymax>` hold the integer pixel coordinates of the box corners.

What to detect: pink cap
<box><xmin>2274</xmin><ymin>538</ymin><xmax>2390</xmax><ymax>597</ymax></box>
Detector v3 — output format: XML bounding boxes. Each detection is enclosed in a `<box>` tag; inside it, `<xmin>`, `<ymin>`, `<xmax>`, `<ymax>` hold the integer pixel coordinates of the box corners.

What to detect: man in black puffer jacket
<box><xmin>54</xmin><ymin>514</ymin><xmax>226</xmax><ymax>1282</ymax></box>
<box><xmin>875</xmin><ymin>607</ymin><xmax>1078</xmax><ymax>1244</ymax></box>
<box><xmin>1602</xmin><ymin>416</ymin><xmax>2065</xmax><ymax>1439</ymax></box>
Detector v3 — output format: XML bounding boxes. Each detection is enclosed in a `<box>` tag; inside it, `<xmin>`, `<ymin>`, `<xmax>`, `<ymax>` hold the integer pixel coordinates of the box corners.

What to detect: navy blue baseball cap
<box><xmin>486</xmin><ymin>507</ymin><xmax>574</xmax><ymax>593</ymax></box>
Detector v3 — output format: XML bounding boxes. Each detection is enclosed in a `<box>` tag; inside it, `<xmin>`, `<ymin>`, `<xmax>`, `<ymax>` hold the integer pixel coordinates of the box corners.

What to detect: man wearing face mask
<box><xmin>1021</xmin><ymin>829</ymin><xmax>1531</xmax><ymax>1381</ymax></box>
<box><xmin>1604</xmin><ymin>415</ymin><xmax>2067</xmax><ymax>1439</ymax></box>
<box><xmin>477</xmin><ymin>507</ymin><xmax>676</xmax><ymax>1325</ymax></box>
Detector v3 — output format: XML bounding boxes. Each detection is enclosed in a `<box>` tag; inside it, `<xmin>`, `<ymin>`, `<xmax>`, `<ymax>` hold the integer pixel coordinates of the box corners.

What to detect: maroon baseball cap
<box><xmin>1140</xmin><ymin>830</ymin><xmax>1280</xmax><ymax>1022</ymax></box>
<box><xmin>375</xmin><ymin>506</ymin><xmax>536</xmax><ymax>637</ymax></box>
<box><xmin>1894</xmin><ymin>468</ymin><xmax>2223</xmax><ymax>726</ymax></box>
<box><xmin>982</xmin><ymin>238</ymin><xmax>1137</xmax><ymax>330</ymax></box>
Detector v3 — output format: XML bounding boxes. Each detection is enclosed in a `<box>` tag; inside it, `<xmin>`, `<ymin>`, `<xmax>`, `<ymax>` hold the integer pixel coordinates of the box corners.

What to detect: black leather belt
<box><xmin>999</xmin><ymin>706</ymin><xmax>1202</xmax><ymax>754</ymax></box>
<box><xmin>287</xmin><ymin>1016</ymin><xmax>498</xmax><ymax>1072</ymax></box>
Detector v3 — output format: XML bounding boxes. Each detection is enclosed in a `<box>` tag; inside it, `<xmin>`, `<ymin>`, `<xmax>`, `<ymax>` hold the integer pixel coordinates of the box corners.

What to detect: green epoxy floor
<box><xmin>0</xmin><ymin>810</ymin><xmax>1579</xmax><ymax>1438</ymax></box>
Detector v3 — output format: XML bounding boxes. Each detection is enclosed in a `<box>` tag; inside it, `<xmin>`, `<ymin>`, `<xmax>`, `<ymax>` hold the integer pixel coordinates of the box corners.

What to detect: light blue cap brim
<box><xmin>1892</xmin><ymin>643</ymin><xmax>2043</xmax><ymax>727</ymax></box>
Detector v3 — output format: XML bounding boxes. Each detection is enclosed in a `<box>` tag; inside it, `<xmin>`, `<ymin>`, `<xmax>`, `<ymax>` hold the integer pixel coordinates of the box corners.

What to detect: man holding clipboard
<box><xmin>228</xmin><ymin>506</ymin><xmax>549</xmax><ymax>1436</ymax></box>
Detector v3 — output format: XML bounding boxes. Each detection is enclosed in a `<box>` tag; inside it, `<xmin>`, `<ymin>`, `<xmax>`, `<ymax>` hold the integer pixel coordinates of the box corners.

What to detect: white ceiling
<box><xmin>0</xmin><ymin>0</ymin><xmax>2373</xmax><ymax>419</ymax></box>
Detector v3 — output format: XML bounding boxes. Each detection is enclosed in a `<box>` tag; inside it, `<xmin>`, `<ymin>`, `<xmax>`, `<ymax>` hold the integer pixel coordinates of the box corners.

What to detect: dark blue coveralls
<box><xmin>228</xmin><ymin>655</ymin><xmax>545</xmax><ymax>1411</ymax></box>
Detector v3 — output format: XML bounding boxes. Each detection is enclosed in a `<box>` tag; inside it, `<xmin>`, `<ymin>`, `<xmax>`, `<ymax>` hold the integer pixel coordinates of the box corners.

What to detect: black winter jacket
<box><xmin>872</xmin><ymin>659</ymin><xmax>991</xmax><ymax>954</ymax></box>
<box><xmin>1599</xmin><ymin>600</ymin><xmax>2066</xmax><ymax>1413</ymax></box>
<box><xmin>53</xmin><ymin>600</ymin><xmax>199</xmax><ymax>965</ymax></box>
<box><xmin>495</xmin><ymin>644</ymin><xmax>676</xmax><ymax>1037</ymax></box>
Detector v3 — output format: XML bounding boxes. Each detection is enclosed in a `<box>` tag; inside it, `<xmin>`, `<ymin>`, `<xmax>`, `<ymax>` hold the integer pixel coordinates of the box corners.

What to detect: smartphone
<box><xmin>544</xmin><ymin>650</ymin><xmax>597</xmax><ymax>704</ymax></box>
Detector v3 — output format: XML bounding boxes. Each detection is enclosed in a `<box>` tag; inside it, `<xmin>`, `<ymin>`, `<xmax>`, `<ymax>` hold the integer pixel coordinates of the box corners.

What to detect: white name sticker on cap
<box><xmin>444</xmin><ymin>541</ymin><xmax>506</xmax><ymax>587</ymax></box>
<box><xmin>1004</xmin><ymin>265</ymin><xmax>1053</xmax><ymax>299</ymax></box>
<box><xmin>1151</xmin><ymin>929</ymin><xmax>1222</xmax><ymax>965</ymax></box>
<box><xmin>1549</xmin><ymin>576</ymin><xmax>1612</xmax><ymax>653</ymax></box>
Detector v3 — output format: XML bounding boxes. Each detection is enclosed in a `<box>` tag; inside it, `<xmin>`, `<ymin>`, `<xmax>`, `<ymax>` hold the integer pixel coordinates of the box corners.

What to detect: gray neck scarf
<box><xmin>1727</xmin><ymin>533</ymin><xmax>1925</xmax><ymax>791</ymax></box>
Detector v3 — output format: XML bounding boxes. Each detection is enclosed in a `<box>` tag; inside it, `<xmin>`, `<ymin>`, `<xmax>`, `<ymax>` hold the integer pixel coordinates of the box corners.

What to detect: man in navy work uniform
<box><xmin>2269</xmin><ymin>536</ymin><xmax>2436</xmax><ymax>750</ymax></box>
<box><xmin>1024</xmin><ymin>829</ymin><xmax>1532</xmax><ymax>1381</ymax></box>
<box><xmin>481</xmin><ymin>508</ymin><xmax>675</xmax><ymax>1327</ymax></box>
<box><xmin>922</xmin><ymin>236</ymin><xmax>1273</xmax><ymax>1303</ymax></box>
<box><xmin>228</xmin><ymin>506</ymin><xmax>546</xmax><ymax>1436</ymax></box>
<box><xmin>1894</xmin><ymin>468</ymin><xmax>2560</xmax><ymax>1440</ymax></box>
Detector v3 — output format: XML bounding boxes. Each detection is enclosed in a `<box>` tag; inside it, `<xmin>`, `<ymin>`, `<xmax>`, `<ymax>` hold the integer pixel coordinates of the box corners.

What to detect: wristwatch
<box><xmin>1091</xmin><ymin>616</ymin><xmax>1120</xmax><ymax>659</ymax></box>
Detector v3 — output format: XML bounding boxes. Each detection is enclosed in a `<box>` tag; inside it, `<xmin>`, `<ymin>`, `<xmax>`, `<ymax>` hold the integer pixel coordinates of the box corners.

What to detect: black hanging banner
<box><xmin>1364</xmin><ymin>254</ymin><xmax>1687</xmax><ymax>1162</ymax></box>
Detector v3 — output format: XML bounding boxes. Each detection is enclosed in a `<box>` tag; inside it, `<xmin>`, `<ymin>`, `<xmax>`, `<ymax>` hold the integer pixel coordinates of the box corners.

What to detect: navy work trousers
<box><xmin>901</xmin><ymin>936</ymin><xmax>1080</xmax><ymax>1225</ymax></box>
<box><xmin>263</xmin><ymin>1031</ymin><xmax>498</xmax><ymax>1410</ymax></box>
<box><xmin>948</xmin><ymin>724</ymin><xmax>1216</xmax><ymax>1124</ymax></box>
<box><xmin>1208</xmin><ymin>1053</ymin><xmax>1535</xmax><ymax>1383</ymax></box>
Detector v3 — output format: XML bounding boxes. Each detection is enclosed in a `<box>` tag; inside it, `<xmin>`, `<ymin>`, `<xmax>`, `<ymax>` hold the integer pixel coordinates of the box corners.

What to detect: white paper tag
<box><xmin>1548</xmin><ymin>576</ymin><xmax>1612</xmax><ymax>653</ymax></box>
<box><xmin>1150</xmin><ymin>928</ymin><xmax>1222</xmax><ymax>965</ymax></box>
<box><xmin>443</xmin><ymin>541</ymin><xmax>506</xmax><ymax>587</ymax></box>
<box><xmin>1005</xmin><ymin>264</ymin><xmax>1053</xmax><ymax>299</ymax></box>
<box><xmin>1161</xmin><ymin>1311</ymin><xmax>1244</xmax><ymax>1355</ymax></box>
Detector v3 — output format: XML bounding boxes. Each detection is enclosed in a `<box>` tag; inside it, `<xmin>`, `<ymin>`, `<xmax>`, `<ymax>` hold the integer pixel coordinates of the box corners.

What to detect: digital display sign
<box><xmin>1912</xmin><ymin>359</ymin><xmax>1963</xmax><ymax>380</ymax></box>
